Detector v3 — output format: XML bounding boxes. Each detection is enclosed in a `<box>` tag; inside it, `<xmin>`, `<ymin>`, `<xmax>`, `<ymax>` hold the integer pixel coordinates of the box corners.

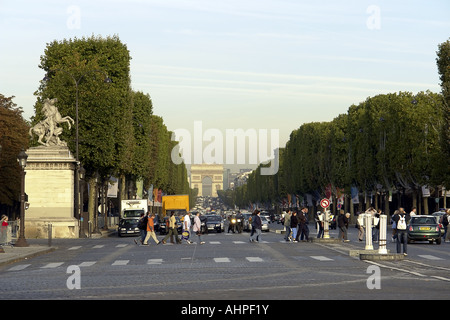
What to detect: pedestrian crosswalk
<box><xmin>6</xmin><ymin>254</ymin><xmax>345</xmax><ymax>272</ymax></box>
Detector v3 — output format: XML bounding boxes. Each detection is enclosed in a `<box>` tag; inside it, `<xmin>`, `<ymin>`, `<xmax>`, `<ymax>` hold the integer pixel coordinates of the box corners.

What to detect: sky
<box><xmin>0</xmin><ymin>0</ymin><xmax>449</xmax><ymax>171</ymax></box>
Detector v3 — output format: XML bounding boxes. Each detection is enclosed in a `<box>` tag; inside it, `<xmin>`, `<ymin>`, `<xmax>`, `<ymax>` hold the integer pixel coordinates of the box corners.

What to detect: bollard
<box><xmin>365</xmin><ymin>214</ymin><xmax>373</xmax><ymax>250</ymax></box>
<box><xmin>378</xmin><ymin>215</ymin><xmax>388</xmax><ymax>254</ymax></box>
<box><xmin>48</xmin><ymin>223</ymin><xmax>52</xmax><ymax>247</ymax></box>
<box><xmin>323</xmin><ymin>210</ymin><xmax>330</xmax><ymax>239</ymax></box>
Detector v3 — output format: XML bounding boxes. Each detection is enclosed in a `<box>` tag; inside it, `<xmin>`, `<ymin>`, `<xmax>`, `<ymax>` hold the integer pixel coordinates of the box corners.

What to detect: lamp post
<box><xmin>15</xmin><ymin>149</ymin><xmax>28</xmax><ymax>247</ymax></box>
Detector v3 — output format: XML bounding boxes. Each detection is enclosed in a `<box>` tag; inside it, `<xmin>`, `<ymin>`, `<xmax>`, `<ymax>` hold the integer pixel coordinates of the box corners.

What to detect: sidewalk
<box><xmin>0</xmin><ymin>245</ymin><xmax>56</xmax><ymax>266</ymax></box>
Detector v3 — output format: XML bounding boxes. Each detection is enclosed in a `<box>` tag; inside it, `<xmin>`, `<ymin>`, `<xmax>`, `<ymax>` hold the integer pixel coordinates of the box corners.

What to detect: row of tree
<box><xmin>224</xmin><ymin>39</ymin><xmax>450</xmax><ymax>216</ymax></box>
<box><xmin>1</xmin><ymin>35</ymin><xmax>193</xmax><ymax>222</ymax></box>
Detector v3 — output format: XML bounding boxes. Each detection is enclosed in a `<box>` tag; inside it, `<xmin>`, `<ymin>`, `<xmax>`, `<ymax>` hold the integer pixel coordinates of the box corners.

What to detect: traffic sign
<box><xmin>320</xmin><ymin>198</ymin><xmax>330</xmax><ymax>209</ymax></box>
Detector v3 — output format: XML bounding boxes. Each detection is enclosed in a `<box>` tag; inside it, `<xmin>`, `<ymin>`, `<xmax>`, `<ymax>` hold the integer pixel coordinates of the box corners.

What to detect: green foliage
<box><xmin>0</xmin><ymin>95</ymin><xmax>30</xmax><ymax>206</ymax></box>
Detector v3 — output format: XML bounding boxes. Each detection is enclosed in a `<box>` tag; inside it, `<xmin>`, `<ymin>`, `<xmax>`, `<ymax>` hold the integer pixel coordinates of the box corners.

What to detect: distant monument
<box><xmin>25</xmin><ymin>99</ymin><xmax>79</xmax><ymax>238</ymax></box>
<box><xmin>190</xmin><ymin>164</ymin><xmax>223</xmax><ymax>197</ymax></box>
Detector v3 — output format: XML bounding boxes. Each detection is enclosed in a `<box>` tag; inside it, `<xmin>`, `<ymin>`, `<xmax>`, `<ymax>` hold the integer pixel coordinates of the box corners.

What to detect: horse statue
<box><xmin>29</xmin><ymin>98</ymin><xmax>75</xmax><ymax>146</ymax></box>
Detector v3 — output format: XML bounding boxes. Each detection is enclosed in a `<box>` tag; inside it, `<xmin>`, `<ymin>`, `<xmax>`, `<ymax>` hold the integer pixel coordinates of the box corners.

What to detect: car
<box><xmin>159</xmin><ymin>216</ymin><xmax>182</xmax><ymax>235</ymax></box>
<box><xmin>117</xmin><ymin>218</ymin><xmax>140</xmax><ymax>237</ymax></box>
<box><xmin>407</xmin><ymin>215</ymin><xmax>441</xmax><ymax>244</ymax></box>
<box><xmin>431</xmin><ymin>211</ymin><xmax>446</xmax><ymax>236</ymax></box>
<box><xmin>260</xmin><ymin>216</ymin><xmax>270</xmax><ymax>232</ymax></box>
<box><xmin>204</xmin><ymin>215</ymin><xmax>224</xmax><ymax>233</ymax></box>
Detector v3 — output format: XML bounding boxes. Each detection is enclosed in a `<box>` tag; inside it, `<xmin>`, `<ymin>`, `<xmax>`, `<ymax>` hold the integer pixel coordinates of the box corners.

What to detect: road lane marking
<box><xmin>147</xmin><ymin>259</ymin><xmax>163</xmax><ymax>264</ymax></box>
<box><xmin>8</xmin><ymin>264</ymin><xmax>31</xmax><ymax>271</ymax></box>
<box><xmin>41</xmin><ymin>262</ymin><xmax>64</xmax><ymax>268</ymax></box>
<box><xmin>214</xmin><ymin>257</ymin><xmax>230</xmax><ymax>263</ymax></box>
<box><xmin>310</xmin><ymin>256</ymin><xmax>334</xmax><ymax>261</ymax></box>
<box><xmin>112</xmin><ymin>260</ymin><xmax>129</xmax><ymax>266</ymax></box>
<box><xmin>246</xmin><ymin>257</ymin><xmax>263</xmax><ymax>262</ymax></box>
<box><xmin>418</xmin><ymin>255</ymin><xmax>443</xmax><ymax>260</ymax></box>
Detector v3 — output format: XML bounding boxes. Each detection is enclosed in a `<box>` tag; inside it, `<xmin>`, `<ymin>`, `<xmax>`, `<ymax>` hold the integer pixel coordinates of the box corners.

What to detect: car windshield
<box><xmin>123</xmin><ymin>210</ymin><xmax>144</xmax><ymax>218</ymax></box>
<box><xmin>206</xmin><ymin>216</ymin><xmax>221</xmax><ymax>221</ymax></box>
<box><xmin>411</xmin><ymin>217</ymin><xmax>437</xmax><ymax>225</ymax></box>
<box><xmin>119</xmin><ymin>219</ymin><xmax>139</xmax><ymax>227</ymax></box>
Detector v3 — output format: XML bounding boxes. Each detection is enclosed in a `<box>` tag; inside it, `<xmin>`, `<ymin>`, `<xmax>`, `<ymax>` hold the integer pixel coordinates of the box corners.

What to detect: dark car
<box><xmin>117</xmin><ymin>218</ymin><xmax>140</xmax><ymax>237</ymax></box>
<box><xmin>407</xmin><ymin>215</ymin><xmax>441</xmax><ymax>244</ymax></box>
<box><xmin>159</xmin><ymin>216</ymin><xmax>182</xmax><ymax>235</ymax></box>
<box><xmin>205</xmin><ymin>215</ymin><xmax>224</xmax><ymax>233</ymax></box>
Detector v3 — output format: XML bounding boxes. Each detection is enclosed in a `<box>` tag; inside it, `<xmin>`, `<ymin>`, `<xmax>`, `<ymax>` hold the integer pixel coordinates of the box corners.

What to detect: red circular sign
<box><xmin>320</xmin><ymin>198</ymin><xmax>330</xmax><ymax>208</ymax></box>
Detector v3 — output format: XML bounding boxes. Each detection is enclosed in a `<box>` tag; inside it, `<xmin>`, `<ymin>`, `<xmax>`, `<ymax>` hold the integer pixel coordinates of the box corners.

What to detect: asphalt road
<box><xmin>1</xmin><ymin>222</ymin><xmax>449</xmax><ymax>303</ymax></box>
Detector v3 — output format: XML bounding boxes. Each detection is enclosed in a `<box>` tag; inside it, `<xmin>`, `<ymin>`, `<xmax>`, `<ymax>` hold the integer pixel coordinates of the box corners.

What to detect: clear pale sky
<box><xmin>1</xmin><ymin>0</ymin><xmax>449</xmax><ymax>169</ymax></box>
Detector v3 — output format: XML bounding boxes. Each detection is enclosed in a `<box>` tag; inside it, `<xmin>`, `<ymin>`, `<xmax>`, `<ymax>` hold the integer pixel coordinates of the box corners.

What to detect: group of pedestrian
<box><xmin>282</xmin><ymin>208</ymin><xmax>310</xmax><ymax>242</ymax></box>
<box><xmin>134</xmin><ymin>211</ymin><xmax>205</xmax><ymax>246</ymax></box>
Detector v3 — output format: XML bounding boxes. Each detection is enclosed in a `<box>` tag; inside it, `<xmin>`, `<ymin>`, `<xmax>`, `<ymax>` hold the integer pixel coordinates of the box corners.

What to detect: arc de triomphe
<box><xmin>190</xmin><ymin>164</ymin><xmax>223</xmax><ymax>197</ymax></box>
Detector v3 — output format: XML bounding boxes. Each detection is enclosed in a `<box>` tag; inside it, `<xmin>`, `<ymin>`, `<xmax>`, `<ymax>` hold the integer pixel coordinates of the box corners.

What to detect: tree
<box><xmin>0</xmin><ymin>95</ymin><xmax>30</xmax><ymax>209</ymax></box>
<box><xmin>436</xmin><ymin>39</ymin><xmax>450</xmax><ymax>189</ymax></box>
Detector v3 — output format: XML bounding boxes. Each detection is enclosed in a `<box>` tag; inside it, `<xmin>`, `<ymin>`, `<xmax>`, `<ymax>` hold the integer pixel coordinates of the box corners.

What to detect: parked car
<box><xmin>117</xmin><ymin>218</ymin><xmax>140</xmax><ymax>237</ymax></box>
<box><xmin>159</xmin><ymin>216</ymin><xmax>182</xmax><ymax>235</ymax></box>
<box><xmin>204</xmin><ymin>215</ymin><xmax>224</xmax><ymax>233</ymax></box>
<box><xmin>407</xmin><ymin>215</ymin><xmax>441</xmax><ymax>244</ymax></box>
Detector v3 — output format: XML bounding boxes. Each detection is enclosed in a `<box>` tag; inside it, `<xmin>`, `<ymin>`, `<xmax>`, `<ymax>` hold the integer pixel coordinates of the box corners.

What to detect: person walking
<box><xmin>182</xmin><ymin>211</ymin><xmax>192</xmax><ymax>244</ymax></box>
<box><xmin>391</xmin><ymin>210</ymin><xmax>399</xmax><ymax>242</ymax></box>
<box><xmin>143</xmin><ymin>213</ymin><xmax>160</xmax><ymax>245</ymax></box>
<box><xmin>316</xmin><ymin>211</ymin><xmax>324</xmax><ymax>238</ymax></box>
<box><xmin>134</xmin><ymin>213</ymin><xmax>147</xmax><ymax>245</ymax></box>
<box><xmin>442</xmin><ymin>209</ymin><xmax>450</xmax><ymax>242</ymax></box>
<box><xmin>161</xmin><ymin>211</ymin><xmax>181</xmax><ymax>244</ymax></box>
<box><xmin>337</xmin><ymin>210</ymin><xmax>348</xmax><ymax>242</ymax></box>
<box><xmin>290</xmin><ymin>211</ymin><xmax>299</xmax><ymax>242</ymax></box>
<box><xmin>250</xmin><ymin>210</ymin><xmax>262</xmax><ymax>242</ymax></box>
<box><xmin>192</xmin><ymin>211</ymin><xmax>205</xmax><ymax>245</ymax></box>
<box><xmin>298</xmin><ymin>207</ymin><xmax>309</xmax><ymax>241</ymax></box>
<box><xmin>283</xmin><ymin>209</ymin><xmax>292</xmax><ymax>241</ymax></box>
<box><xmin>392</xmin><ymin>207</ymin><xmax>409</xmax><ymax>256</ymax></box>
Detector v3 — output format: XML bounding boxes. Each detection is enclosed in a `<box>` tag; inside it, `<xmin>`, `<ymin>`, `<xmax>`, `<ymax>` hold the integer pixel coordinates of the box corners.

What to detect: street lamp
<box><xmin>15</xmin><ymin>149</ymin><xmax>28</xmax><ymax>247</ymax></box>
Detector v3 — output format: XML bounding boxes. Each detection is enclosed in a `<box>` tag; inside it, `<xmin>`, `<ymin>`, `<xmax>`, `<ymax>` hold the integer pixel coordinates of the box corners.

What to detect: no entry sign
<box><xmin>320</xmin><ymin>198</ymin><xmax>330</xmax><ymax>209</ymax></box>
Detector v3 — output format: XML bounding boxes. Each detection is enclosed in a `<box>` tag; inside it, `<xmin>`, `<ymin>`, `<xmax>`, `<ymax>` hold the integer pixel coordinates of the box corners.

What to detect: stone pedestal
<box><xmin>24</xmin><ymin>146</ymin><xmax>79</xmax><ymax>238</ymax></box>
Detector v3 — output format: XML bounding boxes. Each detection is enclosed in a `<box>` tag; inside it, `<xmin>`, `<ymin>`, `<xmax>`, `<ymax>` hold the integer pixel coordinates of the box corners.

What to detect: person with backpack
<box><xmin>392</xmin><ymin>207</ymin><xmax>410</xmax><ymax>256</ymax></box>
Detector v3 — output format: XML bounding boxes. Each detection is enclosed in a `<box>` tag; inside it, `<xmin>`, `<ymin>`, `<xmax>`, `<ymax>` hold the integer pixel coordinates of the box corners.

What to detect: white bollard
<box><xmin>324</xmin><ymin>210</ymin><xmax>330</xmax><ymax>239</ymax></box>
<box><xmin>365</xmin><ymin>214</ymin><xmax>373</xmax><ymax>250</ymax></box>
<box><xmin>378</xmin><ymin>214</ymin><xmax>388</xmax><ymax>254</ymax></box>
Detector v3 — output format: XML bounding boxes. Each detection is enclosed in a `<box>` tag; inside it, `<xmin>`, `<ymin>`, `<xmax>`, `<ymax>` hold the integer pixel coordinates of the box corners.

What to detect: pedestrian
<box><xmin>391</xmin><ymin>210</ymin><xmax>399</xmax><ymax>242</ymax></box>
<box><xmin>290</xmin><ymin>211</ymin><xmax>299</xmax><ymax>242</ymax></box>
<box><xmin>409</xmin><ymin>207</ymin><xmax>417</xmax><ymax>217</ymax></box>
<box><xmin>356</xmin><ymin>212</ymin><xmax>364</xmax><ymax>242</ymax></box>
<box><xmin>392</xmin><ymin>207</ymin><xmax>409</xmax><ymax>256</ymax></box>
<box><xmin>182</xmin><ymin>211</ymin><xmax>192</xmax><ymax>244</ymax></box>
<box><xmin>1</xmin><ymin>215</ymin><xmax>8</xmax><ymax>245</ymax></box>
<box><xmin>442</xmin><ymin>209</ymin><xmax>450</xmax><ymax>243</ymax></box>
<box><xmin>161</xmin><ymin>211</ymin><xmax>181</xmax><ymax>244</ymax></box>
<box><xmin>249</xmin><ymin>210</ymin><xmax>256</xmax><ymax>239</ymax></box>
<box><xmin>298</xmin><ymin>207</ymin><xmax>309</xmax><ymax>241</ymax></box>
<box><xmin>373</xmin><ymin>209</ymin><xmax>381</xmax><ymax>242</ymax></box>
<box><xmin>134</xmin><ymin>212</ymin><xmax>147</xmax><ymax>245</ymax></box>
<box><xmin>193</xmin><ymin>211</ymin><xmax>205</xmax><ymax>245</ymax></box>
<box><xmin>143</xmin><ymin>213</ymin><xmax>160</xmax><ymax>245</ymax></box>
<box><xmin>250</xmin><ymin>210</ymin><xmax>262</xmax><ymax>242</ymax></box>
<box><xmin>316</xmin><ymin>211</ymin><xmax>324</xmax><ymax>238</ymax></box>
<box><xmin>337</xmin><ymin>210</ymin><xmax>349</xmax><ymax>242</ymax></box>
<box><xmin>284</xmin><ymin>209</ymin><xmax>292</xmax><ymax>241</ymax></box>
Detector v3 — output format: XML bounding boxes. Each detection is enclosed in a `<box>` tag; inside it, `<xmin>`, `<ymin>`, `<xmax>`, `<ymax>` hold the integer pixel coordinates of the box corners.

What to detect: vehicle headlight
<box><xmin>231</xmin><ymin>219</ymin><xmax>236</xmax><ymax>224</ymax></box>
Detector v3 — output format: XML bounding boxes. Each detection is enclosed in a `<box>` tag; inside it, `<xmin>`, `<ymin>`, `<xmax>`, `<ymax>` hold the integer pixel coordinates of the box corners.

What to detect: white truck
<box><xmin>117</xmin><ymin>199</ymin><xmax>149</xmax><ymax>237</ymax></box>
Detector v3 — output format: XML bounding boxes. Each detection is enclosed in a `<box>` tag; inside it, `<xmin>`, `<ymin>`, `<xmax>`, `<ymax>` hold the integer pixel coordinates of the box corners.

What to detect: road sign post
<box><xmin>320</xmin><ymin>199</ymin><xmax>330</xmax><ymax>239</ymax></box>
